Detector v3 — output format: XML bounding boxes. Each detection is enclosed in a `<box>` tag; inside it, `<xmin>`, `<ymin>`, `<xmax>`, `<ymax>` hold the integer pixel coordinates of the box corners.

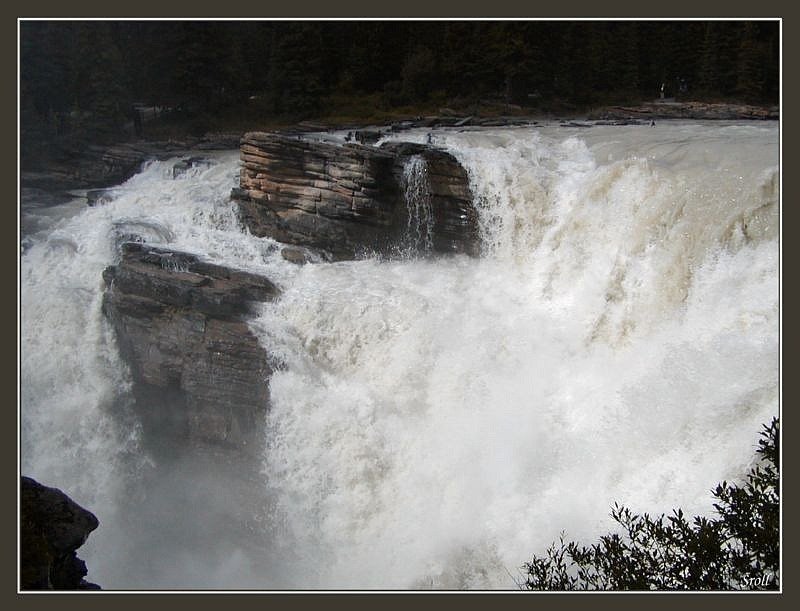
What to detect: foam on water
<box><xmin>259</xmin><ymin>123</ymin><xmax>778</xmax><ymax>588</ymax></box>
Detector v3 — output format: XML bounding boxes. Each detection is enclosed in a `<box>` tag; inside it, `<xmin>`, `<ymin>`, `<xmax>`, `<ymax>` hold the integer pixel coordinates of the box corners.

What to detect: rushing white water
<box><xmin>20</xmin><ymin>122</ymin><xmax>779</xmax><ymax>590</ymax></box>
<box><xmin>20</xmin><ymin>152</ymin><xmax>300</xmax><ymax>589</ymax></box>
<box><xmin>401</xmin><ymin>155</ymin><xmax>435</xmax><ymax>252</ymax></box>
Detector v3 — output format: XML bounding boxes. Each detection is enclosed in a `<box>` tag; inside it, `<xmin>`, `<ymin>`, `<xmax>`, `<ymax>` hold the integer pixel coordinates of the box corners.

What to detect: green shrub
<box><xmin>523</xmin><ymin>418</ymin><xmax>779</xmax><ymax>591</ymax></box>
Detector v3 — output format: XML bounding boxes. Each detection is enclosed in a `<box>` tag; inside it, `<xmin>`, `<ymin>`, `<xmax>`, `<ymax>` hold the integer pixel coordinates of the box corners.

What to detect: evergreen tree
<box><xmin>439</xmin><ymin>22</ymin><xmax>491</xmax><ymax>99</ymax></box>
<box><xmin>20</xmin><ymin>22</ymin><xmax>73</xmax><ymax>121</ymax></box>
<box><xmin>267</xmin><ymin>22</ymin><xmax>327</xmax><ymax>117</ymax></box>
<box><xmin>401</xmin><ymin>45</ymin><xmax>439</xmax><ymax>102</ymax></box>
<box><xmin>19</xmin><ymin>19</ymin><xmax>780</xmax><ymax>156</ymax></box>
<box><xmin>170</xmin><ymin>22</ymin><xmax>235</xmax><ymax>115</ymax></box>
<box><xmin>485</xmin><ymin>22</ymin><xmax>533</xmax><ymax>104</ymax></box>
<box><xmin>70</xmin><ymin>22</ymin><xmax>129</xmax><ymax>139</ymax></box>
<box><xmin>698</xmin><ymin>22</ymin><xmax>723</xmax><ymax>97</ymax></box>
<box><xmin>616</xmin><ymin>22</ymin><xmax>641</xmax><ymax>97</ymax></box>
<box><xmin>341</xmin><ymin>22</ymin><xmax>408</xmax><ymax>94</ymax></box>
<box><xmin>736</xmin><ymin>22</ymin><xmax>766</xmax><ymax>103</ymax></box>
<box><xmin>522</xmin><ymin>22</ymin><xmax>555</xmax><ymax>103</ymax></box>
<box><xmin>760</xmin><ymin>22</ymin><xmax>780</xmax><ymax>104</ymax></box>
<box><xmin>553</xmin><ymin>22</ymin><xmax>593</xmax><ymax>107</ymax></box>
<box><xmin>699</xmin><ymin>21</ymin><xmax>745</xmax><ymax>98</ymax></box>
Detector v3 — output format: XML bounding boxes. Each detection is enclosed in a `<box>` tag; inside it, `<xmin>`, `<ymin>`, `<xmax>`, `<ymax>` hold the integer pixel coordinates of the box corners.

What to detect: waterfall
<box><xmin>401</xmin><ymin>155</ymin><xmax>434</xmax><ymax>252</ymax></box>
<box><xmin>20</xmin><ymin>122</ymin><xmax>779</xmax><ymax>590</ymax></box>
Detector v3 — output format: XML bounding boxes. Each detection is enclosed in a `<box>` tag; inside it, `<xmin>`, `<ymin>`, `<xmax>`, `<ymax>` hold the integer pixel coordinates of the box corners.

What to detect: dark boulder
<box><xmin>20</xmin><ymin>477</ymin><xmax>100</xmax><ymax>590</ymax></box>
<box><xmin>171</xmin><ymin>156</ymin><xmax>213</xmax><ymax>179</ymax></box>
<box><xmin>86</xmin><ymin>188</ymin><xmax>123</xmax><ymax>207</ymax></box>
<box><xmin>354</xmin><ymin>129</ymin><xmax>383</xmax><ymax>145</ymax></box>
<box><xmin>281</xmin><ymin>245</ymin><xmax>325</xmax><ymax>265</ymax></box>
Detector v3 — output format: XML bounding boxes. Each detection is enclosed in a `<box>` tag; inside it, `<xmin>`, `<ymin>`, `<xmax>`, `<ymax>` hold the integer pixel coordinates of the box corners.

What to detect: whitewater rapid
<box><xmin>20</xmin><ymin>122</ymin><xmax>779</xmax><ymax>589</ymax></box>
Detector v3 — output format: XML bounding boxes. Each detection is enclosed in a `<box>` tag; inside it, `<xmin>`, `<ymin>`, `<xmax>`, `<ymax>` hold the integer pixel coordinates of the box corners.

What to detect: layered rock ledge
<box><xmin>102</xmin><ymin>243</ymin><xmax>278</xmax><ymax>455</ymax></box>
<box><xmin>232</xmin><ymin>132</ymin><xmax>480</xmax><ymax>260</ymax></box>
<box><xmin>20</xmin><ymin>477</ymin><xmax>100</xmax><ymax>590</ymax></box>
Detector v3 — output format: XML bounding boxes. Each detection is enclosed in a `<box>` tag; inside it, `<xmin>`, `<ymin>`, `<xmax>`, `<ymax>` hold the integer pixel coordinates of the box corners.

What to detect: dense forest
<box><xmin>20</xmin><ymin>20</ymin><xmax>779</xmax><ymax>152</ymax></box>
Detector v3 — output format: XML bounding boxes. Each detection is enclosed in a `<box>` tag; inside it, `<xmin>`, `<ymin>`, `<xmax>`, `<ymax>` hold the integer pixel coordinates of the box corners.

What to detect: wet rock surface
<box><xmin>382</xmin><ymin>141</ymin><xmax>479</xmax><ymax>256</ymax></box>
<box><xmin>233</xmin><ymin>131</ymin><xmax>480</xmax><ymax>259</ymax></box>
<box><xmin>102</xmin><ymin>242</ymin><xmax>278</xmax><ymax>456</ymax></box>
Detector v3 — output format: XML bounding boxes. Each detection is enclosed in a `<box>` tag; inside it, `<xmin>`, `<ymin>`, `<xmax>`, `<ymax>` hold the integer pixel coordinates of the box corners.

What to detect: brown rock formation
<box><xmin>102</xmin><ymin>243</ymin><xmax>278</xmax><ymax>456</ymax></box>
<box><xmin>232</xmin><ymin>132</ymin><xmax>480</xmax><ymax>260</ymax></box>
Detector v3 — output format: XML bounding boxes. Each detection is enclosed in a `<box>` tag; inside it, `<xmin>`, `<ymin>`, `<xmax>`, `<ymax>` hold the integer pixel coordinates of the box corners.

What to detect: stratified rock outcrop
<box><xmin>20</xmin><ymin>477</ymin><xmax>100</xmax><ymax>590</ymax></box>
<box><xmin>102</xmin><ymin>242</ymin><xmax>278</xmax><ymax>455</ymax></box>
<box><xmin>232</xmin><ymin>132</ymin><xmax>479</xmax><ymax>260</ymax></box>
<box><xmin>233</xmin><ymin>132</ymin><xmax>400</xmax><ymax>259</ymax></box>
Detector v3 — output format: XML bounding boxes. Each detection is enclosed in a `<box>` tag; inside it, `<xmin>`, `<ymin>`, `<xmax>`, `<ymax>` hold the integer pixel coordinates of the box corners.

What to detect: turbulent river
<box><xmin>20</xmin><ymin>121</ymin><xmax>779</xmax><ymax>590</ymax></box>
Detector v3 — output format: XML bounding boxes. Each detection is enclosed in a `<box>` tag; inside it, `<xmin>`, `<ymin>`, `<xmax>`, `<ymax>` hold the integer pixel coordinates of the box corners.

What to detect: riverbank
<box><xmin>207</xmin><ymin>99</ymin><xmax>779</xmax><ymax>135</ymax></box>
<box><xmin>256</xmin><ymin>99</ymin><xmax>780</xmax><ymax>131</ymax></box>
<box><xmin>587</xmin><ymin>100</ymin><xmax>778</xmax><ymax>121</ymax></box>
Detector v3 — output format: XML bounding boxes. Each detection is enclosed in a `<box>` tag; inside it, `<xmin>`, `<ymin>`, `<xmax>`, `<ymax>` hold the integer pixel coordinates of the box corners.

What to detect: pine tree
<box><xmin>267</xmin><ymin>22</ymin><xmax>327</xmax><ymax>117</ymax></box>
<box><xmin>70</xmin><ymin>22</ymin><xmax>129</xmax><ymax>139</ymax></box>
<box><xmin>613</xmin><ymin>22</ymin><xmax>640</xmax><ymax>98</ymax></box>
<box><xmin>736</xmin><ymin>22</ymin><xmax>766</xmax><ymax>103</ymax></box>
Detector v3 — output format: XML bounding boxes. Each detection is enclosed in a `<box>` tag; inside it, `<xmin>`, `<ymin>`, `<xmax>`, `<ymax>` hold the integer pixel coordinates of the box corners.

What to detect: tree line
<box><xmin>20</xmin><ymin>20</ymin><xmax>779</xmax><ymax>147</ymax></box>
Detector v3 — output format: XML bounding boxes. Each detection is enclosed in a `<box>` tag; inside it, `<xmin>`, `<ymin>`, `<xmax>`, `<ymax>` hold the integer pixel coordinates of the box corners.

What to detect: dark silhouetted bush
<box><xmin>523</xmin><ymin>418</ymin><xmax>779</xmax><ymax>591</ymax></box>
